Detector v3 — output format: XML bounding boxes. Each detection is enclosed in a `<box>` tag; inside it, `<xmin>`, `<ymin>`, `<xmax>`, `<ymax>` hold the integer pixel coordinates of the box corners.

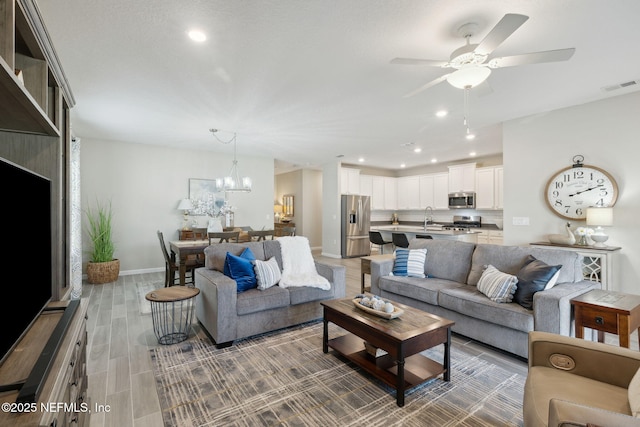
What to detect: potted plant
<box><xmin>85</xmin><ymin>200</ymin><xmax>119</xmax><ymax>284</ymax></box>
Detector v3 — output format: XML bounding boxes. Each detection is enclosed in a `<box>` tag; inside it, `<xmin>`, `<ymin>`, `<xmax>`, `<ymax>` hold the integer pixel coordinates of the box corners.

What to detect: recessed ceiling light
<box><xmin>358</xmin><ymin>157</ymin><xmax>365</xmax><ymax>163</ymax></box>
<box><xmin>431</xmin><ymin>158</ymin><xmax>437</xmax><ymax>163</ymax></box>
<box><xmin>465</xmin><ymin>133</ymin><xmax>476</xmax><ymax>140</ymax></box>
<box><xmin>187</xmin><ymin>29</ymin><xmax>206</xmax><ymax>42</ymax></box>
<box><xmin>469</xmin><ymin>152</ymin><xmax>476</xmax><ymax>157</ymax></box>
<box><xmin>400</xmin><ymin>163</ymin><xmax>406</xmax><ymax>168</ymax></box>
<box><xmin>414</xmin><ymin>147</ymin><xmax>422</xmax><ymax>153</ymax></box>
<box><xmin>435</xmin><ymin>110</ymin><xmax>448</xmax><ymax>118</ymax></box>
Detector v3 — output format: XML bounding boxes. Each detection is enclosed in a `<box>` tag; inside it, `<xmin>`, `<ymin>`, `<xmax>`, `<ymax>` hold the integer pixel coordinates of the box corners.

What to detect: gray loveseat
<box><xmin>370</xmin><ymin>239</ymin><xmax>598</xmax><ymax>358</ymax></box>
<box><xmin>195</xmin><ymin>240</ymin><xmax>346</xmax><ymax>347</ymax></box>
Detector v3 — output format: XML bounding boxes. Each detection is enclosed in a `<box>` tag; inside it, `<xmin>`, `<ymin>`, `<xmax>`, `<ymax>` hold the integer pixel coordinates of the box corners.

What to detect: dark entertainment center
<box><xmin>0</xmin><ymin>1</ymin><xmax>87</xmax><ymax>425</ymax></box>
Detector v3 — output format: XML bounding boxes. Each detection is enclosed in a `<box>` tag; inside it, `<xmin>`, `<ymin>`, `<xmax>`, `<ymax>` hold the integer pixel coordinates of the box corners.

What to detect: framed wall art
<box><xmin>188</xmin><ymin>178</ymin><xmax>225</xmax><ymax>215</ymax></box>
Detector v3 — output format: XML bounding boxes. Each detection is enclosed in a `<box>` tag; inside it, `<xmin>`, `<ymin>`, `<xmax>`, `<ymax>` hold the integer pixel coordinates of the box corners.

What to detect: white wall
<box><xmin>503</xmin><ymin>90</ymin><xmax>640</xmax><ymax>293</ymax></box>
<box><xmin>80</xmin><ymin>138</ymin><xmax>274</xmax><ymax>273</ymax></box>
<box><xmin>321</xmin><ymin>161</ymin><xmax>342</xmax><ymax>257</ymax></box>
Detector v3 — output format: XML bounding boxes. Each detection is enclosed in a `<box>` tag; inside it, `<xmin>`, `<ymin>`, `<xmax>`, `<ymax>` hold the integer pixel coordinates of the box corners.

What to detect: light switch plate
<box><xmin>512</xmin><ymin>217</ymin><xmax>530</xmax><ymax>226</ymax></box>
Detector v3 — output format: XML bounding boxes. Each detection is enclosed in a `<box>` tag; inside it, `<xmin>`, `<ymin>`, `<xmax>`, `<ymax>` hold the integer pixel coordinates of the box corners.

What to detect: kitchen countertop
<box><xmin>370</xmin><ymin>225</ymin><xmax>481</xmax><ymax>236</ymax></box>
<box><xmin>370</xmin><ymin>222</ymin><xmax>502</xmax><ymax>231</ymax></box>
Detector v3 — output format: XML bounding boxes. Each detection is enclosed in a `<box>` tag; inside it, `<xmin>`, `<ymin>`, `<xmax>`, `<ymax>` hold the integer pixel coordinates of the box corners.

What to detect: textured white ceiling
<box><xmin>37</xmin><ymin>0</ymin><xmax>640</xmax><ymax>173</ymax></box>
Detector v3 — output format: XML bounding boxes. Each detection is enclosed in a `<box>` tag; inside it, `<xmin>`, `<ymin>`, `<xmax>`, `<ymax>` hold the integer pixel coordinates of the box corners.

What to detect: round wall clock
<box><xmin>545</xmin><ymin>155</ymin><xmax>618</xmax><ymax>220</ymax></box>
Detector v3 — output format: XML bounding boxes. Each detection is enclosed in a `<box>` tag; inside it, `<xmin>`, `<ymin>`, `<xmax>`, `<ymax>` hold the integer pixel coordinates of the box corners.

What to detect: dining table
<box><xmin>169</xmin><ymin>239</ymin><xmax>210</xmax><ymax>286</ymax></box>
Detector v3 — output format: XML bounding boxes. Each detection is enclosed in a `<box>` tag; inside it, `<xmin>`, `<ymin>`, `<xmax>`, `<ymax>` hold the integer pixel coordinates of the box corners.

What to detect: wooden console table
<box><xmin>530</xmin><ymin>242</ymin><xmax>621</xmax><ymax>291</ymax></box>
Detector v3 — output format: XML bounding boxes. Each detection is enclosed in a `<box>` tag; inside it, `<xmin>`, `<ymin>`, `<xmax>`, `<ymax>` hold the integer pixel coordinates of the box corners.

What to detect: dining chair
<box><xmin>208</xmin><ymin>231</ymin><xmax>240</xmax><ymax>244</ymax></box>
<box><xmin>392</xmin><ymin>232</ymin><xmax>410</xmax><ymax>249</ymax></box>
<box><xmin>157</xmin><ymin>230</ymin><xmax>198</xmax><ymax>287</ymax></box>
<box><xmin>192</xmin><ymin>227</ymin><xmax>208</xmax><ymax>240</ymax></box>
<box><xmin>369</xmin><ymin>231</ymin><xmax>393</xmax><ymax>254</ymax></box>
<box><xmin>279</xmin><ymin>226</ymin><xmax>296</xmax><ymax>237</ymax></box>
<box><xmin>248</xmin><ymin>229</ymin><xmax>275</xmax><ymax>241</ymax></box>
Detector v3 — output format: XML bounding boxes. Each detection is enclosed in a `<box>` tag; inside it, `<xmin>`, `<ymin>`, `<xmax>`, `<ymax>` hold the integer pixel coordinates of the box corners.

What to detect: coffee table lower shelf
<box><xmin>327</xmin><ymin>334</ymin><xmax>445</xmax><ymax>392</ymax></box>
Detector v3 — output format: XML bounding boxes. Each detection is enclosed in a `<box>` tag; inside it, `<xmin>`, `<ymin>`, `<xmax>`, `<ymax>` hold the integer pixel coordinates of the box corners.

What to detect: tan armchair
<box><xmin>524</xmin><ymin>331</ymin><xmax>640</xmax><ymax>427</ymax></box>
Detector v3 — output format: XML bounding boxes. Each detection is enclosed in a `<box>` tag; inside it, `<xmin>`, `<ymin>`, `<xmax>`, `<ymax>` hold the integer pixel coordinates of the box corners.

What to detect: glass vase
<box><xmin>577</xmin><ymin>235</ymin><xmax>588</xmax><ymax>246</ymax></box>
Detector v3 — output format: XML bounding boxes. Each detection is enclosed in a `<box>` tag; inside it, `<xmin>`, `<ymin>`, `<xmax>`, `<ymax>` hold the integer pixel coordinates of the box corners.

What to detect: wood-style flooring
<box><xmin>81</xmin><ymin>252</ymin><xmax>631</xmax><ymax>426</ymax></box>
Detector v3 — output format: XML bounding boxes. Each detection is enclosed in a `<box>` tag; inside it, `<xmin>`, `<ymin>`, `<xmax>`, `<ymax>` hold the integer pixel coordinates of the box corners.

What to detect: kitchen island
<box><xmin>371</xmin><ymin>225</ymin><xmax>479</xmax><ymax>243</ymax></box>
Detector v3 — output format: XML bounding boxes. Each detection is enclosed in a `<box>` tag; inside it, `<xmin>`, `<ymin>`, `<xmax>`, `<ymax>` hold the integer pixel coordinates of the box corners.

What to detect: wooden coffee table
<box><xmin>321</xmin><ymin>297</ymin><xmax>455</xmax><ymax>407</ymax></box>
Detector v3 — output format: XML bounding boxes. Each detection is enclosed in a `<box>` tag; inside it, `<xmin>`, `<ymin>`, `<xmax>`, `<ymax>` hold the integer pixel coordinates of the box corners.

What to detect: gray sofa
<box><xmin>370</xmin><ymin>239</ymin><xmax>598</xmax><ymax>358</ymax></box>
<box><xmin>195</xmin><ymin>240</ymin><xmax>346</xmax><ymax>347</ymax></box>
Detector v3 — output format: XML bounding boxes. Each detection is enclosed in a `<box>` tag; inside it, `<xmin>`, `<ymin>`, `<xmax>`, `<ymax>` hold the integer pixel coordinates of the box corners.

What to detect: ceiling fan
<box><xmin>392</xmin><ymin>13</ymin><xmax>576</xmax><ymax>98</ymax></box>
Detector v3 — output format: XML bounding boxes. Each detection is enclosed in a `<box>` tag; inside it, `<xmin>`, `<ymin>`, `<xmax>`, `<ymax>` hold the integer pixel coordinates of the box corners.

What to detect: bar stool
<box><xmin>369</xmin><ymin>231</ymin><xmax>393</xmax><ymax>254</ymax></box>
<box><xmin>392</xmin><ymin>232</ymin><xmax>410</xmax><ymax>249</ymax></box>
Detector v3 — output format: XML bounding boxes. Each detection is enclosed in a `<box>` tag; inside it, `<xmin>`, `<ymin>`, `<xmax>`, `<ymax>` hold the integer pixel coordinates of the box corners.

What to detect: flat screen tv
<box><xmin>0</xmin><ymin>156</ymin><xmax>52</xmax><ymax>365</ymax></box>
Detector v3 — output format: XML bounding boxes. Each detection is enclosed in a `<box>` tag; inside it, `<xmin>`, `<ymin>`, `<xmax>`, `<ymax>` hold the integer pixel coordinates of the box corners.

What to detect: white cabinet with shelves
<box><xmin>340</xmin><ymin>167</ymin><xmax>360</xmax><ymax>194</ymax></box>
<box><xmin>448</xmin><ymin>163</ymin><xmax>476</xmax><ymax>193</ymax></box>
<box><xmin>475</xmin><ymin>166</ymin><xmax>503</xmax><ymax>209</ymax></box>
<box><xmin>396</xmin><ymin>176</ymin><xmax>420</xmax><ymax>209</ymax></box>
<box><xmin>419</xmin><ymin>174</ymin><xmax>435</xmax><ymax>208</ymax></box>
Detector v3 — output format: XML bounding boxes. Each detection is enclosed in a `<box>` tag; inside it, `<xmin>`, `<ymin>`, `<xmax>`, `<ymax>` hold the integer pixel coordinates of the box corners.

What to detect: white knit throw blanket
<box><xmin>278</xmin><ymin>236</ymin><xmax>330</xmax><ymax>290</ymax></box>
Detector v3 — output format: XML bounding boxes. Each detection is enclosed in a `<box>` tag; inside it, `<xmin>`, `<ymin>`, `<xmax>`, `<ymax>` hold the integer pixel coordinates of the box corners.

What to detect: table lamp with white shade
<box><xmin>274</xmin><ymin>204</ymin><xmax>283</xmax><ymax>223</ymax></box>
<box><xmin>586</xmin><ymin>207</ymin><xmax>613</xmax><ymax>247</ymax></box>
<box><xmin>177</xmin><ymin>199</ymin><xmax>194</xmax><ymax>230</ymax></box>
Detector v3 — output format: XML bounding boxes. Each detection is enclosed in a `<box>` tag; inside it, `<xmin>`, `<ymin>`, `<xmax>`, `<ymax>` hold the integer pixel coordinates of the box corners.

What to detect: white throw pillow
<box><xmin>477</xmin><ymin>265</ymin><xmax>518</xmax><ymax>303</ymax></box>
<box><xmin>629</xmin><ymin>367</ymin><xmax>640</xmax><ymax>417</ymax></box>
<box><xmin>253</xmin><ymin>257</ymin><xmax>281</xmax><ymax>290</ymax></box>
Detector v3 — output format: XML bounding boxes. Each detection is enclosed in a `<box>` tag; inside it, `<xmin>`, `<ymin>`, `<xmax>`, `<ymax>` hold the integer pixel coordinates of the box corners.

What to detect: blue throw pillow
<box><xmin>224</xmin><ymin>249</ymin><xmax>257</xmax><ymax>292</ymax></box>
<box><xmin>392</xmin><ymin>248</ymin><xmax>427</xmax><ymax>278</ymax></box>
<box><xmin>514</xmin><ymin>255</ymin><xmax>562</xmax><ymax>309</ymax></box>
<box><xmin>224</xmin><ymin>247</ymin><xmax>255</xmax><ymax>277</ymax></box>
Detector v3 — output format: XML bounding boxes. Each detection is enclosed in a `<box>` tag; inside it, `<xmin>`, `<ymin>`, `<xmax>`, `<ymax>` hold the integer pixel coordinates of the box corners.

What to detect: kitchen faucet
<box><xmin>424</xmin><ymin>206</ymin><xmax>433</xmax><ymax>230</ymax></box>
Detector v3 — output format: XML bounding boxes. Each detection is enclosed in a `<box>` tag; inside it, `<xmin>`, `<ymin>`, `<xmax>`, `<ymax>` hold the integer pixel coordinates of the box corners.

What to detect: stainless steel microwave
<box><xmin>448</xmin><ymin>192</ymin><xmax>476</xmax><ymax>209</ymax></box>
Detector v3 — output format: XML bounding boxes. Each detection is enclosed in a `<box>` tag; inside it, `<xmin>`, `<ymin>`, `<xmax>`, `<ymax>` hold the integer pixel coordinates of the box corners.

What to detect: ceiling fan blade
<box><xmin>390</xmin><ymin>57</ymin><xmax>449</xmax><ymax>67</ymax></box>
<box><xmin>474</xmin><ymin>14</ymin><xmax>529</xmax><ymax>56</ymax></box>
<box><xmin>489</xmin><ymin>48</ymin><xmax>576</xmax><ymax>68</ymax></box>
<box><xmin>402</xmin><ymin>73</ymin><xmax>451</xmax><ymax>98</ymax></box>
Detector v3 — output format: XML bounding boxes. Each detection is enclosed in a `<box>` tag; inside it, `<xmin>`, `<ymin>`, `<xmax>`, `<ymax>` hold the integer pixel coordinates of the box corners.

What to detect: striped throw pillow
<box><xmin>477</xmin><ymin>265</ymin><xmax>518</xmax><ymax>303</ymax></box>
<box><xmin>253</xmin><ymin>257</ymin><xmax>281</xmax><ymax>290</ymax></box>
<box><xmin>392</xmin><ymin>248</ymin><xmax>427</xmax><ymax>278</ymax></box>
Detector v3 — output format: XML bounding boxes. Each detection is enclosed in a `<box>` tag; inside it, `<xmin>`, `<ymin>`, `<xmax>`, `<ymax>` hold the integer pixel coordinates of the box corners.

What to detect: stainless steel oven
<box><xmin>448</xmin><ymin>192</ymin><xmax>476</xmax><ymax>209</ymax></box>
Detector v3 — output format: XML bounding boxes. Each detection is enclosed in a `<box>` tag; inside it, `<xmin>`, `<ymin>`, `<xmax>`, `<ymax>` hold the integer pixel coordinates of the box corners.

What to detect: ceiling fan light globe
<box><xmin>446</xmin><ymin>66</ymin><xmax>491</xmax><ymax>89</ymax></box>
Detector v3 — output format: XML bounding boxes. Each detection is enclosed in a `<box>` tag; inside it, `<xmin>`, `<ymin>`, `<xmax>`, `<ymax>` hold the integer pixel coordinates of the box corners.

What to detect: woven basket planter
<box><xmin>87</xmin><ymin>259</ymin><xmax>120</xmax><ymax>284</ymax></box>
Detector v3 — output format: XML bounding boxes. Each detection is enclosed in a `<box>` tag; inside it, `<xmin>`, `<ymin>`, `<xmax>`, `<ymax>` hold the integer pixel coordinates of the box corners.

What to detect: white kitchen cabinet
<box><xmin>475</xmin><ymin>166</ymin><xmax>503</xmax><ymax>209</ymax></box>
<box><xmin>433</xmin><ymin>173</ymin><xmax>449</xmax><ymax>209</ymax></box>
<box><xmin>359</xmin><ymin>174</ymin><xmax>372</xmax><ymax>197</ymax></box>
<box><xmin>371</xmin><ymin>176</ymin><xmax>385</xmax><ymax>210</ymax></box>
<box><xmin>383</xmin><ymin>177</ymin><xmax>397</xmax><ymax>210</ymax></box>
<box><xmin>419</xmin><ymin>174</ymin><xmax>435</xmax><ymax>207</ymax></box>
<box><xmin>396</xmin><ymin>176</ymin><xmax>420</xmax><ymax>209</ymax></box>
<box><xmin>495</xmin><ymin>167</ymin><xmax>504</xmax><ymax>209</ymax></box>
<box><xmin>448</xmin><ymin>163</ymin><xmax>476</xmax><ymax>192</ymax></box>
<box><xmin>340</xmin><ymin>167</ymin><xmax>360</xmax><ymax>194</ymax></box>
<box><xmin>476</xmin><ymin>229</ymin><xmax>504</xmax><ymax>245</ymax></box>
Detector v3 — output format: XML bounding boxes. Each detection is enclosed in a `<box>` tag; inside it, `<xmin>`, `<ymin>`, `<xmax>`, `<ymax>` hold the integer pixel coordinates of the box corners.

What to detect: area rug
<box><xmin>136</xmin><ymin>281</ymin><xmax>164</xmax><ymax>314</ymax></box>
<box><xmin>149</xmin><ymin>321</ymin><xmax>525</xmax><ymax>427</ymax></box>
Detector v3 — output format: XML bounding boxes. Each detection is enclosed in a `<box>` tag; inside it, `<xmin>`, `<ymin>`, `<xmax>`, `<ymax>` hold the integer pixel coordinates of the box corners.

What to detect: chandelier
<box><xmin>209</xmin><ymin>129</ymin><xmax>252</xmax><ymax>193</ymax></box>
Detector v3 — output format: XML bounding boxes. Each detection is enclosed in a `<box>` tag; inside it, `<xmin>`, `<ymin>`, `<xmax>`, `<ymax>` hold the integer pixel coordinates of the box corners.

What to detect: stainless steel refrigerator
<box><xmin>341</xmin><ymin>194</ymin><xmax>371</xmax><ymax>258</ymax></box>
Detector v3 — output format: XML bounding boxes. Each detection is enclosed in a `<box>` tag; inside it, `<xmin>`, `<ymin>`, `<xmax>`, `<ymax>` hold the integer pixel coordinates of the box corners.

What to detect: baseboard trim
<box><xmin>320</xmin><ymin>252</ymin><xmax>342</xmax><ymax>259</ymax></box>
